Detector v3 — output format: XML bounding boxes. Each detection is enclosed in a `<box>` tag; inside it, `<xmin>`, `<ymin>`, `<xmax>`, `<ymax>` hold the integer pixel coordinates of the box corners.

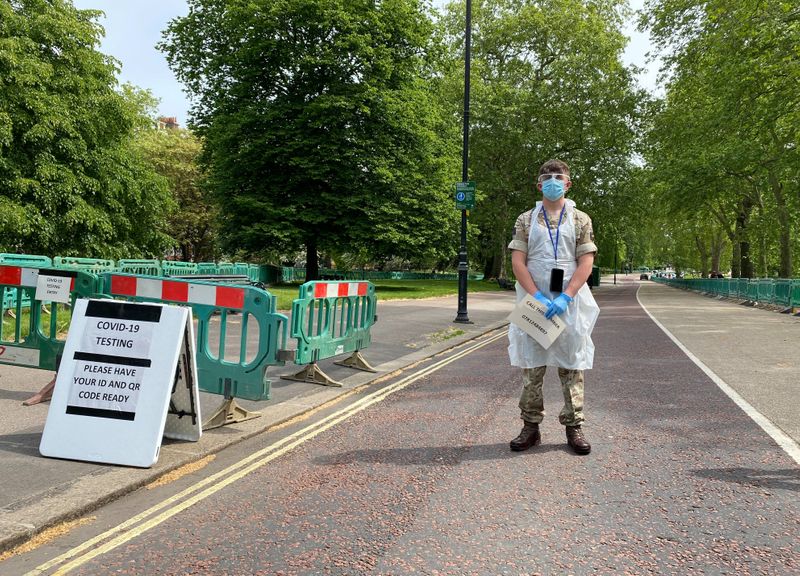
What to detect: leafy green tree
<box><xmin>643</xmin><ymin>0</ymin><xmax>800</xmax><ymax>277</ymax></box>
<box><xmin>135</xmin><ymin>126</ymin><xmax>219</xmax><ymax>262</ymax></box>
<box><xmin>161</xmin><ymin>0</ymin><xmax>460</xmax><ymax>280</ymax></box>
<box><xmin>437</xmin><ymin>0</ymin><xmax>646</xmax><ymax>278</ymax></box>
<box><xmin>0</xmin><ymin>0</ymin><xmax>173</xmax><ymax>258</ymax></box>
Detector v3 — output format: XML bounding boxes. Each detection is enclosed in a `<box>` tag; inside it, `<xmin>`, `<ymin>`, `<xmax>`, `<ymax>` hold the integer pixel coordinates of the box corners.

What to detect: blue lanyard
<box><xmin>541</xmin><ymin>205</ymin><xmax>566</xmax><ymax>262</ymax></box>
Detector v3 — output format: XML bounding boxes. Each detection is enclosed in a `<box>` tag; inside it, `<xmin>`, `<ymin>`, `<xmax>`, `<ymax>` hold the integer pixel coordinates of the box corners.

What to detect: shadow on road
<box><xmin>692</xmin><ymin>467</ymin><xmax>800</xmax><ymax>492</ymax></box>
<box><xmin>314</xmin><ymin>442</ymin><xmax>572</xmax><ymax>466</ymax></box>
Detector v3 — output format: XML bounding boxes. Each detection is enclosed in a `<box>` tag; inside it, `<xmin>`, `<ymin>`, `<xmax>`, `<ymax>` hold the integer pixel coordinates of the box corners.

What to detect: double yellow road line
<box><xmin>29</xmin><ymin>329</ymin><xmax>508</xmax><ymax>575</ymax></box>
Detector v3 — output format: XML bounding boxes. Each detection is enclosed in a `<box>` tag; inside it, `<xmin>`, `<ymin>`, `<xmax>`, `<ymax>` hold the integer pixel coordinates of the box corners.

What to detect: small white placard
<box><xmin>508</xmin><ymin>294</ymin><xmax>566</xmax><ymax>349</ymax></box>
<box><xmin>35</xmin><ymin>273</ymin><xmax>72</xmax><ymax>303</ymax></box>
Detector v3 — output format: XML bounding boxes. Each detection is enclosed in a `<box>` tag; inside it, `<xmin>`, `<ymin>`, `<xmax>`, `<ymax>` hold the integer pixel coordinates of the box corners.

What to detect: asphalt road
<box><xmin>4</xmin><ymin>282</ymin><xmax>799</xmax><ymax>575</ymax></box>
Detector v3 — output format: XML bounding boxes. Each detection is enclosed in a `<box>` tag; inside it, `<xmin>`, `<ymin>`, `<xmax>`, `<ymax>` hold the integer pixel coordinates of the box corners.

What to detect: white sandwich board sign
<box><xmin>40</xmin><ymin>298</ymin><xmax>201</xmax><ymax>468</ymax></box>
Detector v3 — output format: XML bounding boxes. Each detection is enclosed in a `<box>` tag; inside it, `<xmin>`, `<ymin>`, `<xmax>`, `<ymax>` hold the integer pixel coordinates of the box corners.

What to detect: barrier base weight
<box><xmin>334</xmin><ymin>350</ymin><xmax>377</xmax><ymax>373</ymax></box>
<box><xmin>203</xmin><ymin>398</ymin><xmax>261</xmax><ymax>430</ymax></box>
<box><xmin>281</xmin><ymin>363</ymin><xmax>343</xmax><ymax>387</ymax></box>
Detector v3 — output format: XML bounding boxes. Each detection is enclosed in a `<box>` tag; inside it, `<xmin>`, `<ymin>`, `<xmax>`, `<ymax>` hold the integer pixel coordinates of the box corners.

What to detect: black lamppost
<box><xmin>454</xmin><ymin>0</ymin><xmax>472</xmax><ymax>324</ymax></box>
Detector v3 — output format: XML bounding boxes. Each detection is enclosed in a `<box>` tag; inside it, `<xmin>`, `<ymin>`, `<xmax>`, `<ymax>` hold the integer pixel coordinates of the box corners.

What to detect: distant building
<box><xmin>157</xmin><ymin>116</ymin><xmax>179</xmax><ymax>130</ymax></box>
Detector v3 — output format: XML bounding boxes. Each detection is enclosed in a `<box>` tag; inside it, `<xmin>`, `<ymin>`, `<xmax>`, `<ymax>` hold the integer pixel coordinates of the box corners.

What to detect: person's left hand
<box><xmin>545</xmin><ymin>293</ymin><xmax>573</xmax><ymax>319</ymax></box>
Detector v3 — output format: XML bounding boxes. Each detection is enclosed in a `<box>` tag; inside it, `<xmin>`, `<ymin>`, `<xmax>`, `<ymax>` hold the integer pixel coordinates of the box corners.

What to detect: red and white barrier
<box><xmin>0</xmin><ymin>266</ymin><xmax>76</xmax><ymax>290</ymax></box>
<box><xmin>313</xmin><ymin>282</ymin><xmax>368</xmax><ymax>299</ymax></box>
<box><xmin>109</xmin><ymin>275</ymin><xmax>245</xmax><ymax>309</ymax></box>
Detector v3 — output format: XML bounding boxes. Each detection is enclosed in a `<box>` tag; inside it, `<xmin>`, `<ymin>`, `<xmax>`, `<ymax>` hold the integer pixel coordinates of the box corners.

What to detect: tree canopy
<box><xmin>161</xmin><ymin>0</ymin><xmax>460</xmax><ymax>279</ymax></box>
<box><xmin>438</xmin><ymin>0</ymin><xmax>647</xmax><ymax>277</ymax></box>
<box><xmin>0</xmin><ymin>0</ymin><xmax>173</xmax><ymax>258</ymax></box>
<box><xmin>135</xmin><ymin>126</ymin><xmax>218</xmax><ymax>262</ymax></box>
<box><xmin>641</xmin><ymin>0</ymin><xmax>800</xmax><ymax>277</ymax></box>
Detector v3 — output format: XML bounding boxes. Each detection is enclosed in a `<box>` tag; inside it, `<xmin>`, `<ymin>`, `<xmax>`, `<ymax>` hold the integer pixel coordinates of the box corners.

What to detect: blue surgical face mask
<box><xmin>541</xmin><ymin>178</ymin><xmax>566</xmax><ymax>201</ymax></box>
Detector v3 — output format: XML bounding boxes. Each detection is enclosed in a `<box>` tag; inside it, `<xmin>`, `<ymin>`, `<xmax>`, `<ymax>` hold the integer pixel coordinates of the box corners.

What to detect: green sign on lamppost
<box><xmin>455</xmin><ymin>181</ymin><xmax>476</xmax><ymax>210</ymax></box>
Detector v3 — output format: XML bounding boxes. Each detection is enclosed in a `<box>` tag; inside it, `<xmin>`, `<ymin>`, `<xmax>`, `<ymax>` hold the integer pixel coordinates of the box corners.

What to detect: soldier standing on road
<box><xmin>507</xmin><ymin>159</ymin><xmax>600</xmax><ymax>454</ymax></box>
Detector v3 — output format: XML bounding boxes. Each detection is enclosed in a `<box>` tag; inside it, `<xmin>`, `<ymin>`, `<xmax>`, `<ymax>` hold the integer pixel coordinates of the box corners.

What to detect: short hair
<box><xmin>539</xmin><ymin>159</ymin><xmax>570</xmax><ymax>176</ymax></box>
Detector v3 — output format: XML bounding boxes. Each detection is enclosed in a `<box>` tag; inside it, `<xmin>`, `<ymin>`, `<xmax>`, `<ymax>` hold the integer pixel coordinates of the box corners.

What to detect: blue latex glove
<box><xmin>533</xmin><ymin>291</ymin><xmax>552</xmax><ymax>306</ymax></box>
<box><xmin>545</xmin><ymin>293</ymin><xmax>573</xmax><ymax>319</ymax></box>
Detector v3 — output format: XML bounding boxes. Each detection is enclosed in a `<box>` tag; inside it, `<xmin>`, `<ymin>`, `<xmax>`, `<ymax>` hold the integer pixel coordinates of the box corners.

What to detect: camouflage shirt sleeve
<box><xmin>508</xmin><ymin>210</ymin><xmax>532</xmax><ymax>252</ymax></box>
<box><xmin>574</xmin><ymin>209</ymin><xmax>597</xmax><ymax>258</ymax></box>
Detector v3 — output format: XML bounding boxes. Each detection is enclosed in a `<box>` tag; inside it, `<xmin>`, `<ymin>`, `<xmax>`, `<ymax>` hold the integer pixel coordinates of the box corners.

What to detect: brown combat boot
<box><xmin>565</xmin><ymin>425</ymin><xmax>591</xmax><ymax>455</ymax></box>
<box><xmin>510</xmin><ymin>422</ymin><xmax>541</xmax><ymax>452</ymax></box>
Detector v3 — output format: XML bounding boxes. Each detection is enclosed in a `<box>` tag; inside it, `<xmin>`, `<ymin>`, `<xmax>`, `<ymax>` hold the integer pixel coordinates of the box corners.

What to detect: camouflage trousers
<box><xmin>518</xmin><ymin>367</ymin><xmax>585</xmax><ymax>427</ymax></box>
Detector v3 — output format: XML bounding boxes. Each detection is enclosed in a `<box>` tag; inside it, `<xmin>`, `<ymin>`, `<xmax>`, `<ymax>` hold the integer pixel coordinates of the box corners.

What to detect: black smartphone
<box><xmin>549</xmin><ymin>268</ymin><xmax>564</xmax><ymax>293</ymax></box>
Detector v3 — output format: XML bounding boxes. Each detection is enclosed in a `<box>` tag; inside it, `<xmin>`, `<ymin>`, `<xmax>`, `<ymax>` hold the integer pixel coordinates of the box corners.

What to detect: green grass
<box><xmin>1</xmin><ymin>305</ymin><xmax>72</xmax><ymax>340</ymax></box>
<box><xmin>266</xmin><ymin>279</ymin><xmax>502</xmax><ymax>311</ymax></box>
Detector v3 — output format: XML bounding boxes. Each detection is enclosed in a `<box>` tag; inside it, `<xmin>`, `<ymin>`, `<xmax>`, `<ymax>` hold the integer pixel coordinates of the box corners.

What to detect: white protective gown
<box><xmin>507</xmin><ymin>200</ymin><xmax>600</xmax><ymax>369</ymax></box>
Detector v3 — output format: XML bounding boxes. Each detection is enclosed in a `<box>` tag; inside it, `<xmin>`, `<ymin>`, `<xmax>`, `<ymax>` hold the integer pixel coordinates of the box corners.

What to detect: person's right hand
<box><xmin>533</xmin><ymin>291</ymin><xmax>552</xmax><ymax>306</ymax></box>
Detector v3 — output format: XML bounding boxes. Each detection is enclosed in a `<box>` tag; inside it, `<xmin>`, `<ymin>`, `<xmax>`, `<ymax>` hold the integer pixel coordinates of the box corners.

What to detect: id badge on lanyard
<box><xmin>542</xmin><ymin>205</ymin><xmax>566</xmax><ymax>294</ymax></box>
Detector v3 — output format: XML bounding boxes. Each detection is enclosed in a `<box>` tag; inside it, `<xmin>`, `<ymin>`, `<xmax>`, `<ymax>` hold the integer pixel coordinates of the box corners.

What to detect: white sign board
<box><xmin>40</xmin><ymin>299</ymin><xmax>201</xmax><ymax>467</ymax></box>
<box><xmin>508</xmin><ymin>293</ymin><xmax>566</xmax><ymax>349</ymax></box>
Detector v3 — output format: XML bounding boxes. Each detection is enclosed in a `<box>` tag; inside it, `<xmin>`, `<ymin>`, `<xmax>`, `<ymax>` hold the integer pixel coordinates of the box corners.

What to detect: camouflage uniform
<box><xmin>509</xmin><ymin>206</ymin><xmax>597</xmax><ymax>427</ymax></box>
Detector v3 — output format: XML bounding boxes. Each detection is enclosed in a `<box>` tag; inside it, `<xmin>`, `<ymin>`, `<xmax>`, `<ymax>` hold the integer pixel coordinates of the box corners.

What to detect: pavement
<box><xmin>0</xmin><ymin>275</ymin><xmax>798</xmax><ymax>554</ymax></box>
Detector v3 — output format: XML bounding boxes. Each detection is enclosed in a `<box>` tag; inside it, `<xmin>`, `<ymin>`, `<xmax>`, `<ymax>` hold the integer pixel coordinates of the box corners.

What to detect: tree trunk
<box><xmin>695</xmin><ymin>235</ymin><xmax>710</xmax><ymax>277</ymax></box>
<box><xmin>482</xmin><ymin>253</ymin><xmax>500</xmax><ymax>279</ymax></box>
<box><xmin>710</xmin><ymin>230</ymin><xmax>725</xmax><ymax>275</ymax></box>
<box><xmin>305</xmin><ymin>238</ymin><xmax>319</xmax><ymax>282</ymax></box>
<box><xmin>736</xmin><ymin>195</ymin><xmax>755</xmax><ymax>278</ymax></box>
<box><xmin>499</xmin><ymin>245</ymin><xmax>508</xmax><ymax>279</ymax></box>
<box><xmin>768</xmin><ymin>169</ymin><xmax>792</xmax><ymax>278</ymax></box>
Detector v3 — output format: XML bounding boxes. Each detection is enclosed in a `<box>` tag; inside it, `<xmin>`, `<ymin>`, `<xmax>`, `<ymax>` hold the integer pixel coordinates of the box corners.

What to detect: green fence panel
<box><xmin>117</xmin><ymin>259</ymin><xmax>162</xmax><ymax>276</ymax></box>
<box><xmin>100</xmin><ymin>273</ymin><xmax>290</xmax><ymax>401</ymax></box>
<box><xmin>217</xmin><ymin>261</ymin><xmax>235</xmax><ymax>275</ymax></box>
<box><xmin>756</xmin><ymin>279</ymin><xmax>774</xmax><ymax>303</ymax></box>
<box><xmin>258</xmin><ymin>264</ymin><xmax>279</xmax><ymax>284</ymax></box>
<box><xmin>0</xmin><ymin>266</ymin><xmax>100</xmax><ymax>370</ymax></box>
<box><xmin>290</xmin><ymin>280</ymin><xmax>377</xmax><ymax>366</ymax></box>
<box><xmin>197</xmin><ymin>262</ymin><xmax>217</xmax><ymax>274</ymax></box>
<box><xmin>0</xmin><ymin>253</ymin><xmax>53</xmax><ymax>267</ymax></box>
<box><xmin>791</xmin><ymin>280</ymin><xmax>800</xmax><ymax>308</ymax></box>
<box><xmin>281</xmin><ymin>267</ymin><xmax>305</xmax><ymax>283</ymax></box>
<box><xmin>54</xmin><ymin>256</ymin><xmax>116</xmax><ymax>273</ymax></box>
<box><xmin>774</xmin><ymin>279</ymin><xmax>792</xmax><ymax>307</ymax></box>
<box><xmin>745</xmin><ymin>280</ymin><xmax>758</xmax><ymax>301</ymax></box>
<box><xmin>735</xmin><ymin>278</ymin><xmax>748</xmax><ymax>298</ymax></box>
<box><xmin>248</xmin><ymin>264</ymin><xmax>260</xmax><ymax>282</ymax></box>
<box><xmin>162</xmin><ymin>261</ymin><xmax>199</xmax><ymax>276</ymax></box>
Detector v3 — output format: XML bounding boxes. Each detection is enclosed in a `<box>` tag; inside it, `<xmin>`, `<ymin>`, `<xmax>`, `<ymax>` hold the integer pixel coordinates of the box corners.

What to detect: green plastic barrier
<box><xmin>162</xmin><ymin>261</ymin><xmax>199</xmax><ymax>276</ymax></box>
<box><xmin>197</xmin><ymin>262</ymin><xmax>217</xmax><ymax>274</ymax></box>
<box><xmin>117</xmin><ymin>259</ymin><xmax>162</xmax><ymax>276</ymax></box>
<box><xmin>774</xmin><ymin>279</ymin><xmax>792</xmax><ymax>307</ymax></box>
<box><xmin>100</xmin><ymin>272</ymin><xmax>290</xmax><ymax>401</ymax></box>
<box><xmin>283</xmin><ymin>280</ymin><xmax>377</xmax><ymax>386</ymax></box>
<box><xmin>0</xmin><ymin>253</ymin><xmax>53</xmax><ymax>267</ymax></box>
<box><xmin>54</xmin><ymin>256</ymin><xmax>116</xmax><ymax>273</ymax></box>
<box><xmin>0</xmin><ymin>265</ymin><xmax>100</xmax><ymax>370</ymax></box>
<box><xmin>281</xmin><ymin>267</ymin><xmax>305</xmax><ymax>283</ymax></box>
<box><xmin>657</xmin><ymin>276</ymin><xmax>800</xmax><ymax>310</ymax></box>
<box><xmin>791</xmin><ymin>280</ymin><xmax>800</xmax><ymax>307</ymax></box>
<box><xmin>217</xmin><ymin>261</ymin><xmax>235</xmax><ymax>275</ymax></box>
<box><xmin>756</xmin><ymin>279</ymin><xmax>774</xmax><ymax>302</ymax></box>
